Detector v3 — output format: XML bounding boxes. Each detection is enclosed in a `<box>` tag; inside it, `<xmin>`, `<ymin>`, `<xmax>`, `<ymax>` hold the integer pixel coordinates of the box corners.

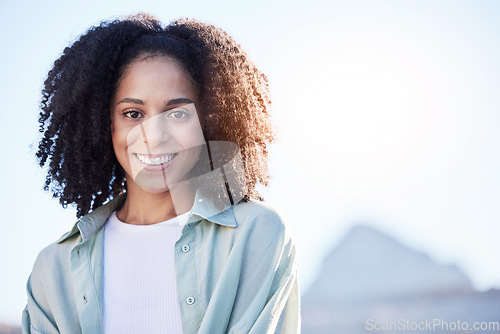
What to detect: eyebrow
<box><xmin>116</xmin><ymin>97</ymin><xmax>194</xmax><ymax>106</ymax></box>
<box><xmin>166</xmin><ymin>98</ymin><xmax>195</xmax><ymax>106</ymax></box>
<box><xmin>117</xmin><ymin>97</ymin><xmax>144</xmax><ymax>105</ymax></box>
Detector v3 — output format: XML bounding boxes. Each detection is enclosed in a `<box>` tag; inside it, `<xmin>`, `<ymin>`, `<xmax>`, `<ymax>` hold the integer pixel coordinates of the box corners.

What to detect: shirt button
<box><xmin>181</xmin><ymin>245</ymin><xmax>190</xmax><ymax>253</ymax></box>
<box><xmin>186</xmin><ymin>296</ymin><xmax>195</xmax><ymax>305</ymax></box>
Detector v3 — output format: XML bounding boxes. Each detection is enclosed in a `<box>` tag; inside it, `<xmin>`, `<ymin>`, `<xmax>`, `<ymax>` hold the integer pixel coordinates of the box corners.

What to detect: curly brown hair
<box><xmin>37</xmin><ymin>14</ymin><xmax>274</xmax><ymax>217</ymax></box>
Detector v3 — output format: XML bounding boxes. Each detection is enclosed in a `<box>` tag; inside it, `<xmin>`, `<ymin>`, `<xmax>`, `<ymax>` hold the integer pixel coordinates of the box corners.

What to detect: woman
<box><xmin>23</xmin><ymin>14</ymin><xmax>299</xmax><ymax>334</ymax></box>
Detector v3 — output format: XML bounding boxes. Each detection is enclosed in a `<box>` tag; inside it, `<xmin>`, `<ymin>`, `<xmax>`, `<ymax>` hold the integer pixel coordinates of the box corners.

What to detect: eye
<box><xmin>123</xmin><ymin>109</ymin><xmax>143</xmax><ymax>119</ymax></box>
<box><xmin>166</xmin><ymin>108</ymin><xmax>189</xmax><ymax>119</ymax></box>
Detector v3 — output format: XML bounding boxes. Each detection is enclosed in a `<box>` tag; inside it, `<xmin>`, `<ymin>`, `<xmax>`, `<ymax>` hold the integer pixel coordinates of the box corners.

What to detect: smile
<box><xmin>133</xmin><ymin>153</ymin><xmax>178</xmax><ymax>165</ymax></box>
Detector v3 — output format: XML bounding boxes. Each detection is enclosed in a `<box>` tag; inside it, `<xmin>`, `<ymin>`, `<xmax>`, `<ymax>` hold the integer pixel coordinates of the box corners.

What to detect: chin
<box><xmin>139</xmin><ymin>185</ymin><xmax>170</xmax><ymax>194</ymax></box>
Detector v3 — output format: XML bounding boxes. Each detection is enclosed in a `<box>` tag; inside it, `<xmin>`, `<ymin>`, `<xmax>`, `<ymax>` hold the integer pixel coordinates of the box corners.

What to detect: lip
<box><xmin>133</xmin><ymin>153</ymin><xmax>178</xmax><ymax>171</ymax></box>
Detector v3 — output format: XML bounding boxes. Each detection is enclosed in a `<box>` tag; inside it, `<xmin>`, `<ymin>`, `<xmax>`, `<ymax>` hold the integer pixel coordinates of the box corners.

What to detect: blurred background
<box><xmin>1</xmin><ymin>0</ymin><xmax>499</xmax><ymax>332</ymax></box>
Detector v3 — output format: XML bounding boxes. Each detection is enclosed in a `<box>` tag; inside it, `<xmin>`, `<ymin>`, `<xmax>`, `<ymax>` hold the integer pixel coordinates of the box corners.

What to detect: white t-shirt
<box><xmin>102</xmin><ymin>211</ymin><xmax>189</xmax><ymax>334</ymax></box>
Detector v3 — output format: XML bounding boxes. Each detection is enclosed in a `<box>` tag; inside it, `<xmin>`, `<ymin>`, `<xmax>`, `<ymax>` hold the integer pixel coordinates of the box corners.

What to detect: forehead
<box><xmin>115</xmin><ymin>57</ymin><xmax>198</xmax><ymax>102</ymax></box>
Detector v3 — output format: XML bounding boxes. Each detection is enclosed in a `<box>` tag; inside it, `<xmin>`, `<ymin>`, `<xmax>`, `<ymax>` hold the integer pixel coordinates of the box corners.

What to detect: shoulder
<box><xmin>30</xmin><ymin>233</ymin><xmax>79</xmax><ymax>284</ymax></box>
<box><xmin>234</xmin><ymin>200</ymin><xmax>286</xmax><ymax>228</ymax></box>
<box><xmin>231</xmin><ymin>200</ymin><xmax>294</xmax><ymax>247</ymax></box>
<box><xmin>30</xmin><ymin>194</ymin><xmax>120</xmax><ymax>282</ymax></box>
<box><xmin>227</xmin><ymin>200</ymin><xmax>298</xmax><ymax>285</ymax></box>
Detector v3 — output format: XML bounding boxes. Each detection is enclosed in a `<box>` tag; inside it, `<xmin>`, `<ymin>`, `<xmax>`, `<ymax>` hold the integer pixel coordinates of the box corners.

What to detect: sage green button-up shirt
<box><xmin>22</xmin><ymin>194</ymin><xmax>300</xmax><ymax>333</ymax></box>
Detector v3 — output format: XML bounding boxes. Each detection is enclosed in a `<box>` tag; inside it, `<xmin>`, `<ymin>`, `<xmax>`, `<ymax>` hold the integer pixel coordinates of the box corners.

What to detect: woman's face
<box><xmin>110</xmin><ymin>56</ymin><xmax>205</xmax><ymax>193</ymax></box>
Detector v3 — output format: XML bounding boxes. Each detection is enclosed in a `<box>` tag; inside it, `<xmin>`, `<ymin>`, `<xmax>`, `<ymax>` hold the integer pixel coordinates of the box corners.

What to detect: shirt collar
<box><xmin>57</xmin><ymin>188</ymin><xmax>238</xmax><ymax>244</ymax></box>
<box><xmin>57</xmin><ymin>194</ymin><xmax>127</xmax><ymax>244</ymax></box>
<box><xmin>189</xmin><ymin>189</ymin><xmax>237</xmax><ymax>228</ymax></box>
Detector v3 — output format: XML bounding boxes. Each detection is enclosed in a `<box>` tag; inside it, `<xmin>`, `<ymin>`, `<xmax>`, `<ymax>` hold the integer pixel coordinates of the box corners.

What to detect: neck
<box><xmin>117</xmin><ymin>179</ymin><xmax>195</xmax><ymax>225</ymax></box>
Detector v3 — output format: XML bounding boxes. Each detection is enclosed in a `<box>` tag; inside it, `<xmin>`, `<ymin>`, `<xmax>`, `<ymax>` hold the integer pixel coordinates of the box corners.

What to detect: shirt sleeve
<box><xmin>247</xmin><ymin>231</ymin><xmax>301</xmax><ymax>334</ymax></box>
<box><xmin>22</xmin><ymin>272</ymin><xmax>60</xmax><ymax>334</ymax></box>
<box><xmin>219</xmin><ymin>203</ymin><xmax>301</xmax><ymax>334</ymax></box>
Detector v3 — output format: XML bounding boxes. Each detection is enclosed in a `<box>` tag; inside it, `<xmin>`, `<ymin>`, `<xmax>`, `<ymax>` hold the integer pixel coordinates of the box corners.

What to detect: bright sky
<box><xmin>1</xmin><ymin>0</ymin><xmax>499</xmax><ymax>326</ymax></box>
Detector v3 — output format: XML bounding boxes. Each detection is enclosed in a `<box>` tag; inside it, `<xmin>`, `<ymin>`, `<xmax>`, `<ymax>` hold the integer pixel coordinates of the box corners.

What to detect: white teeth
<box><xmin>135</xmin><ymin>153</ymin><xmax>177</xmax><ymax>165</ymax></box>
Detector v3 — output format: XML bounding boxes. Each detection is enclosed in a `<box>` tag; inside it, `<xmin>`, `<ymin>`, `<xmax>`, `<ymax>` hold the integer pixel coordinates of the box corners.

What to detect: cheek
<box><xmin>110</xmin><ymin>122</ymin><xmax>130</xmax><ymax>157</ymax></box>
<box><xmin>110</xmin><ymin>116</ymin><xmax>121</xmax><ymax>148</ymax></box>
<box><xmin>169</xmin><ymin>124</ymin><xmax>204</xmax><ymax>149</ymax></box>
<box><xmin>110</xmin><ymin>123</ymin><xmax>119</xmax><ymax>149</ymax></box>
<box><xmin>186</xmin><ymin>122</ymin><xmax>206</xmax><ymax>146</ymax></box>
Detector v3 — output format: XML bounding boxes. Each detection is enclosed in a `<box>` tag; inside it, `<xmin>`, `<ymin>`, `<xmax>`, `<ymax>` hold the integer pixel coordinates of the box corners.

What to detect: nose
<box><xmin>140</xmin><ymin>114</ymin><xmax>170</xmax><ymax>149</ymax></box>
